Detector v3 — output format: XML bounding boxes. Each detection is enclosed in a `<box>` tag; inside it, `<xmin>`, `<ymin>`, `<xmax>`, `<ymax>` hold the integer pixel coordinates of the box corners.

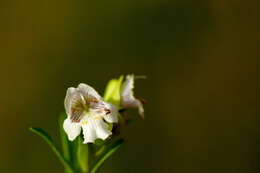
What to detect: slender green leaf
<box><xmin>90</xmin><ymin>139</ymin><xmax>125</xmax><ymax>173</ymax></box>
<box><xmin>59</xmin><ymin>113</ymin><xmax>74</xmax><ymax>173</ymax></box>
<box><xmin>29</xmin><ymin>127</ymin><xmax>75</xmax><ymax>173</ymax></box>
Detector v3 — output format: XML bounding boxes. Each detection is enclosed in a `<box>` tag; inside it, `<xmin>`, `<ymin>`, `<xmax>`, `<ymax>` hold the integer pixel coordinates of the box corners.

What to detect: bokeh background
<box><xmin>1</xmin><ymin>0</ymin><xmax>260</xmax><ymax>172</ymax></box>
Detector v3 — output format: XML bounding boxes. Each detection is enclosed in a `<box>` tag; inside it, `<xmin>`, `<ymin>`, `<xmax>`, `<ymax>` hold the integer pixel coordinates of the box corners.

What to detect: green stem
<box><xmin>76</xmin><ymin>137</ymin><xmax>94</xmax><ymax>173</ymax></box>
<box><xmin>87</xmin><ymin>144</ymin><xmax>93</xmax><ymax>173</ymax></box>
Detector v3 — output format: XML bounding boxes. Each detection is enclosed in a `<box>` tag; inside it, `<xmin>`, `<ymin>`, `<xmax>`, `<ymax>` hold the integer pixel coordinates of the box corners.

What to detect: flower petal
<box><xmin>94</xmin><ymin>118</ymin><xmax>112</xmax><ymax>140</ymax></box>
<box><xmin>82</xmin><ymin>118</ymin><xmax>112</xmax><ymax>144</ymax></box>
<box><xmin>136</xmin><ymin>99</ymin><xmax>144</xmax><ymax>118</ymax></box>
<box><xmin>77</xmin><ymin>83</ymin><xmax>102</xmax><ymax>100</ymax></box>
<box><xmin>65</xmin><ymin>87</ymin><xmax>86</xmax><ymax>122</ymax></box>
<box><xmin>121</xmin><ymin>75</ymin><xmax>137</xmax><ymax>107</ymax></box>
<box><xmin>103</xmin><ymin>102</ymin><xmax>118</xmax><ymax>123</ymax></box>
<box><xmin>64</xmin><ymin>87</ymin><xmax>77</xmax><ymax>116</ymax></box>
<box><xmin>82</xmin><ymin>120</ymin><xmax>97</xmax><ymax>144</ymax></box>
<box><xmin>120</xmin><ymin>75</ymin><xmax>144</xmax><ymax>117</ymax></box>
<box><xmin>63</xmin><ymin>117</ymin><xmax>81</xmax><ymax>141</ymax></box>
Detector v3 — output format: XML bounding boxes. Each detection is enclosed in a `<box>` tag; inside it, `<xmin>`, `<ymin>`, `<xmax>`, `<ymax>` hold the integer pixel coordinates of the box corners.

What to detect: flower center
<box><xmin>70</xmin><ymin>96</ymin><xmax>101</xmax><ymax>122</ymax></box>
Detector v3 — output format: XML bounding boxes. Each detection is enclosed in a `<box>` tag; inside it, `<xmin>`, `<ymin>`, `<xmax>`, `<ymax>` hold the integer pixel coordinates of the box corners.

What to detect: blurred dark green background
<box><xmin>1</xmin><ymin>0</ymin><xmax>260</xmax><ymax>172</ymax></box>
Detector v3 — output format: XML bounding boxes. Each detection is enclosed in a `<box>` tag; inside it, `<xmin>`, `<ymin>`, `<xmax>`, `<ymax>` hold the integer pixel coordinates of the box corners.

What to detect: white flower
<box><xmin>63</xmin><ymin>83</ymin><xmax>118</xmax><ymax>143</ymax></box>
<box><xmin>120</xmin><ymin>75</ymin><xmax>144</xmax><ymax>118</ymax></box>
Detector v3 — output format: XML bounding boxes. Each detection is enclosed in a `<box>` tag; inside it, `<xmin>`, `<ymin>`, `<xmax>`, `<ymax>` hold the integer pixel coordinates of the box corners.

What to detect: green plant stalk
<box><xmin>87</xmin><ymin>144</ymin><xmax>93</xmax><ymax>173</ymax></box>
<box><xmin>77</xmin><ymin>137</ymin><xmax>93</xmax><ymax>173</ymax></box>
